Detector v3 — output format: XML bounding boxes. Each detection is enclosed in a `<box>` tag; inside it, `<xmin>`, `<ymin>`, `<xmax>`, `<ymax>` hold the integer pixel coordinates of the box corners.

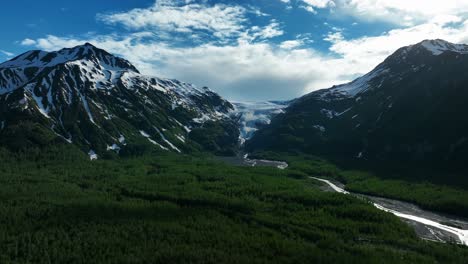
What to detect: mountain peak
<box><xmin>414</xmin><ymin>39</ymin><xmax>468</xmax><ymax>55</ymax></box>
<box><xmin>0</xmin><ymin>43</ymin><xmax>238</xmax><ymax>157</ymax></box>
<box><xmin>0</xmin><ymin>43</ymin><xmax>139</xmax><ymax>73</ymax></box>
<box><xmin>309</xmin><ymin>39</ymin><xmax>468</xmax><ymax>100</ymax></box>
<box><xmin>83</xmin><ymin>42</ymin><xmax>96</xmax><ymax>47</ymax></box>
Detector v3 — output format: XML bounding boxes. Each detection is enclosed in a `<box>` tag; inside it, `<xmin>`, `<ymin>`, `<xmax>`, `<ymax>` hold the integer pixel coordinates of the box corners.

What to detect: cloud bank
<box><xmin>20</xmin><ymin>0</ymin><xmax>468</xmax><ymax>101</ymax></box>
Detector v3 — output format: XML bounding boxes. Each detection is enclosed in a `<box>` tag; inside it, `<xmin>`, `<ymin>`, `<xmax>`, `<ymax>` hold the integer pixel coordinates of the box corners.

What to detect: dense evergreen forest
<box><xmin>252</xmin><ymin>152</ymin><xmax>468</xmax><ymax>219</ymax></box>
<box><xmin>0</xmin><ymin>145</ymin><xmax>468</xmax><ymax>263</ymax></box>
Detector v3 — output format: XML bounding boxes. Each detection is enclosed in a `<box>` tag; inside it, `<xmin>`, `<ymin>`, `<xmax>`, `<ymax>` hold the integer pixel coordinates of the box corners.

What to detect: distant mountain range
<box><xmin>2</xmin><ymin>39</ymin><xmax>468</xmax><ymax>168</ymax></box>
<box><xmin>0</xmin><ymin>43</ymin><xmax>239</xmax><ymax>158</ymax></box>
<box><xmin>247</xmin><ymin>39</ymin><xmax>468</xmax><ymax>170</ymax></box>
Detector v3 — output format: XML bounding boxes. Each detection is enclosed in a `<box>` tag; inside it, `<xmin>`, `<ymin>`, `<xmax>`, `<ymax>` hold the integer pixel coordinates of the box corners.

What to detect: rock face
<box><xmin>247</xmin><ymin>39</ymin><xmax>468</xmax><ymax>170</ymax></box>
<box><xmin>0</xmin><ymin>43</ymin><xmax>239</xmax><ymax>157</ymax></box>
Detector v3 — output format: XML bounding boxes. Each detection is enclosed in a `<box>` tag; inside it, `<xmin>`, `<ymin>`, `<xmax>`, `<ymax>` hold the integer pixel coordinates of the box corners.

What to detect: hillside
<box><xmin>0</xmin><ymin>43</ymin><xmax>239</xmax><ymax>157</ymax></box>
<box><xmin>247</xmin><ymin>39</ymin><xmax>468</xmax><ymax>173</ymax></box>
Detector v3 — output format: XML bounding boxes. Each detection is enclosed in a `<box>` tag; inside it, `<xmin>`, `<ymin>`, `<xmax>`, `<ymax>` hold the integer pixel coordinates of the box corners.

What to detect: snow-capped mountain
<box><xmin>0</xmin><ymin>43</ymin><xmax>239</xmax><ymax>157</ymax></box>
<box><xmin>308</xmin><ymin>39</ymin><xmax>468</xmax><ymax>101</ymax></box>
<box><xmin>247</xmin><ymin>39</ymin><xmax>468</xmax><ymax>170</ymax></box>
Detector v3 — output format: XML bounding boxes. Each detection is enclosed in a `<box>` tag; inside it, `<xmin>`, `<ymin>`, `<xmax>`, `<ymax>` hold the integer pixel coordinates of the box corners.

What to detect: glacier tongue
<box><xmin>233</xmin><ymin>101</ymin><xmax>289</xmax><ymax>143</ymax></box>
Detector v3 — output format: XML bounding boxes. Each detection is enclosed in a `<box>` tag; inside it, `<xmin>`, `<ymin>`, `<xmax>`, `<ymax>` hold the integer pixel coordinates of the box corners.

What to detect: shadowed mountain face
<box><xmin>247</xmin><ymin>39</ymin><xmax>468</xmax><ymax>170</ymax></box>
<box><xmin>0</xmin><ymin>43</ymin><xmax>239</xmax><ymax>157</ymax></box>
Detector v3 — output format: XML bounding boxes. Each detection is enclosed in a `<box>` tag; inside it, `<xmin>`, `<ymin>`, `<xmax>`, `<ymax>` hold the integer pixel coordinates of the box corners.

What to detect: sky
<box><xmin>1</xmin><ymin>0</ymin><xmax>468</xmax><ymax>101</ymax></box>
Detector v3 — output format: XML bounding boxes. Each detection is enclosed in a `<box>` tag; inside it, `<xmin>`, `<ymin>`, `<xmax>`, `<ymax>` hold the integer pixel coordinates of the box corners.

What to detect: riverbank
<box><xmin>219</xmin><ymin>155</ymin><xmax>468</xmax><ymax>246</ymax></box>
<box><xmin>310</xmin><ymin>176</ymin><xmax>468</xmax><ymax>246</ymax></box>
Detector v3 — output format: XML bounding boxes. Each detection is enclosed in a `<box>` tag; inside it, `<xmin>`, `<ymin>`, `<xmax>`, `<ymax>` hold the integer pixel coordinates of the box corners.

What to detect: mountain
<box><xmin>246</xmin><ymin>39</ymin><xmax>468</xmax><ymax>171</ymax></box>
<box><xmin>0</xmin><ymin>43</ymin><xmax>239</xmax><ymax>158</ymax></box>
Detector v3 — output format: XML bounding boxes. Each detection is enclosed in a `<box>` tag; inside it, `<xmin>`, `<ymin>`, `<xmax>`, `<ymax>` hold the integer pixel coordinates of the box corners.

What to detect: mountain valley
<box><xmin>2</xmin><ymin>40</ymin><xmax>468</xmax><ymax>263</ymax></box>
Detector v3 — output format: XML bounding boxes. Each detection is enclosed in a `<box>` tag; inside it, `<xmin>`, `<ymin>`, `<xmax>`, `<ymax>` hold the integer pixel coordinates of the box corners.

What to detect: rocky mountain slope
<box><xmin>0</xmin><ymin>43</ymin><xmax>239</xmax><ymax>158</ymax></box>
<box><xmin>247</xmin><ymin>39</ymin><xmax>468</xmax><ymax>170</ymax></box>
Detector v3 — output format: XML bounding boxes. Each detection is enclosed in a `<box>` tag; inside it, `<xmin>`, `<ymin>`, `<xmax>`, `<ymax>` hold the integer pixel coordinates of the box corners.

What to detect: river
<box><xmin>310</xmin><ymin>177</ymin><xmax>468</xmax><ymax>246</ymax></box>
<box><xmin>220</xmin><ymin>156</ymin><xmax>468</xmax><ymax>246</ymax></box>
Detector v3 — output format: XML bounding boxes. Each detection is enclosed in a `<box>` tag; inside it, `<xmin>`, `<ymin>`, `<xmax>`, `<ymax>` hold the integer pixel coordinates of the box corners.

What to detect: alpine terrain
<box><xmin>0</xmin><ymin>43</ymin><xmax>239</xmax><ymax>158</ymax></box>
<box><xmin>247</xmin><ymin>39</ymin><xmax>468</xmax><ymax>172</ymax></box>
<box><xmin>1</xmin><ymin>41</ymin><xmax>468</xmax><ymax>263</ymax></box>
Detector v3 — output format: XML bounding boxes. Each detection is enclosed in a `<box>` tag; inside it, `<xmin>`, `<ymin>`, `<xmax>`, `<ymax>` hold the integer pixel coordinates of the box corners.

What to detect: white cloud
<box><xmin>21</xmin><ymin>17</ymin><xmax>468</xmax><ymax>101</ymax></box>
<box><xmin>21</xmin><ymin>32</ymin><xmax>353</xmax><ymax>100</ymax></box>
<box><xmin>280</xmin><ymin>40</ymin><xmax>303</xmax><ymax>49</ymax></box>
<box><xmin>97</xmin><ymin>0</ymin><xmax>252</xmax><ymax>41</ymax></box>
<box><xmin>302</xmin><ymin>0</ymin><xmax>336</xmax><ymax>9</ymax></box>
<box><xmin>334</xmin><ymin>0</ymin><xmax>468</xmax><ymax>25</ymax></box>
<box><xmin>290</xmin><ymin>0</ymin><xmax>468</xmax><ymax>26</ymax></box>
<box><xmin>278</xmin><ymin>0</ymin><xmax>293</xmax><ymax>10</ymax></box>
<box><xmin>242</xmin><ymin>20</ymin><xmax>284</xmax><ymax>42</ymax></box>
<box><xmin>300</xmin><ymin>0</ymin><xmax>335</xmax><ymax>13</ymax></box>
<box><xmin>21</xmin><ymin>38</ymin><xmax>37</xmax><ymax>46</ymax></box>
<box><xmin>0</xmin><ymin>50</ymin><xmax>14</xmax><ymax>57</ymax></box>
<box><xmin>327</xmin><ymin>19</ymin><xmax>468</xmax><ymax>80</ymax></box>
<box><xmin>324</xmin><ymin>31</ymin><xmax>344</xmax><ymax>43</ymax></box>
<box><xmin>301</xmin><ymin>6</ymin><xmax>317</xmax><ymax>14</ymax></box>
<box><xmin>17</xmin><ymin>0</ymin><xmax>468</xmax><ymax>101</ymax></box>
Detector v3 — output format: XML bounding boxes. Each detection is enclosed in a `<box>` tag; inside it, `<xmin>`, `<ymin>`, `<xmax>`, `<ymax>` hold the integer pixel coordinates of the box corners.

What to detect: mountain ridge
<box><xmin>246</xmin><ymin>39</ymin><xmax>468</xmax><ymax>172</ymax></box>
<box><xmin>0</xmin><ymin>43</ymin><xmax>240</xmax><ymax>158</ymax></box>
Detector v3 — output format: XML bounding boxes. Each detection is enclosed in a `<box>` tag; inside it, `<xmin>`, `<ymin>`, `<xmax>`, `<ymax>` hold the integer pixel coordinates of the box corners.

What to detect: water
<box><xmin>311</xmin><ymin>177</ymin><xmax>468</xmax><ymax>246</ymax></box>
<box><xmin>217</xmin><ymin>155</ymin><xmax>288</xmax><ymax>170</ymax></box>
<box><xmin>220</xmin><ymin>156</ymin><xmax>468</xmax><ymax>246</ymax></box>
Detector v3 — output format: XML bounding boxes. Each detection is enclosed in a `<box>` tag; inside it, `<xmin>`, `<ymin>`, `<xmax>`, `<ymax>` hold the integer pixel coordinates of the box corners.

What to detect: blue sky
<box><xmin>1</xmin><ymin>0</ymin><xmax>468</xmax><ymax>101</ymax></box>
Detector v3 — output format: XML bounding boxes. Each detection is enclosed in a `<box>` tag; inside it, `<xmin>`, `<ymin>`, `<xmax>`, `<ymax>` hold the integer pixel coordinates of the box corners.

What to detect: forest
<box><xmin>0</xmin><ymin>145</ymin><xmax>468</xmax><ymax>263</ymax></box>
<box><xmin>254</xmin><ymin>152</ymin><xmax>468</xmax><ymax>218</ymax></box>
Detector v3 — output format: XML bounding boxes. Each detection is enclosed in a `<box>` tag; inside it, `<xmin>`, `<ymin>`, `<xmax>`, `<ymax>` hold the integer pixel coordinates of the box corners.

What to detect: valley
<box><xmin>311</xmin><ymin>176</ymin><xmax>468</xmax><ymax>246</ymax></box>
<box><xmin>1</xmin><ymin>146</ymin><xmax>468</xmax><ymax>263</ymax></box>
<box><xmin>3</xmin><ymin>0</ymin><xmax>468</xmax><ymax>262</ymax></box>
<box><xmin>1</xmin><ymin>40</ymin><xmax>468</xmax><ymax>262</ymax></box>
<box><xmin>224</xmin><ymin>155</ymin><xmax>468</xmax><ymax>246</ymax></box>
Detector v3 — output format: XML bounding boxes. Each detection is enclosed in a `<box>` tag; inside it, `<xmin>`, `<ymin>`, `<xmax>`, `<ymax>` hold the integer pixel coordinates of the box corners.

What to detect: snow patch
<box><xmin>140</xmin><ymin>130</ymin><xmax>169</xmax><ymax>151</ymax></box>
<box><xmin>107</xmin><ymin>144</ymin><xmax>121</xmax><ymax>152</ymax></box>
<box><xmin>192</xmin><ymin>113</ymin><xmax>211</xmax><ymax>123</ymax></box>
<box><xmin>28</xmin><ymin>87</ymin><xmax>51</xmax><ymax>118</ymax></box>
<box><xmin>140</xmin><ymin>130</ymin><xmax>151</xmax><ymax>138</ymax></box>
<box><xmin>321</xmin><ymin>67</ymin><xmax>389</xmax><ymax>98</ymax></box>
<box><xmin>419</xmin><ymin>39</ymin><xmax>468</xmax><ymax>56</ymax></box>
<box><xmin>336</xmin><ymin>107</ymin><xmax>352</xmax><ymax>117</ymax></box>
<box><xmin>118</xmin><ymin>135</ymin><xmax>127</xmax><ymax>145</ymax></box>
<box><xmin>88</xmin><ymin>150</ymin><xmax>98</xmax><ymax>161</ymax></box>
<box><xmin>313</xmin><ymin>125</ymin><xmax>326</xmax><ymax>132</ymax></box>
<box><xmin>320</xmin><ymin>107</ymin><xmax>352</xmax><ymax>119</ymax></box>
<box><xmin>176</xmin><ymin>134</ymin><xmax>186</xmax><ymax>143</ymax></box>
<box><xmin>154</xmin><ymin>127</ymin><xmax>181</xmax><ymax>153</ymax></box>
<box><xmin>79</xmin><ymin>93</ymin><xmax>96</xmax><ymax>124</ymax></box>
<box><xmin>18</xmin><ymin>97</ymin><xmax>28</xmax><ymax>107</ymax></box>
<box><xmin>321</xmin><ymin>109</ymin><xmax>335</xmax><ymax>119</ymax></box>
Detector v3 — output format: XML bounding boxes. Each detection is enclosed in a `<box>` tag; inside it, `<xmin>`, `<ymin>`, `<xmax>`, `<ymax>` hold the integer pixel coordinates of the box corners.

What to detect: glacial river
<box><xmin>310</xmin><ymin>177</ymin><xmax>468</xmax><ymax>246</ymax></box>
<box><xmin>220</xmin><ymin>156</ymin><xmax>468</xmax><ymax>246</ymax></box>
